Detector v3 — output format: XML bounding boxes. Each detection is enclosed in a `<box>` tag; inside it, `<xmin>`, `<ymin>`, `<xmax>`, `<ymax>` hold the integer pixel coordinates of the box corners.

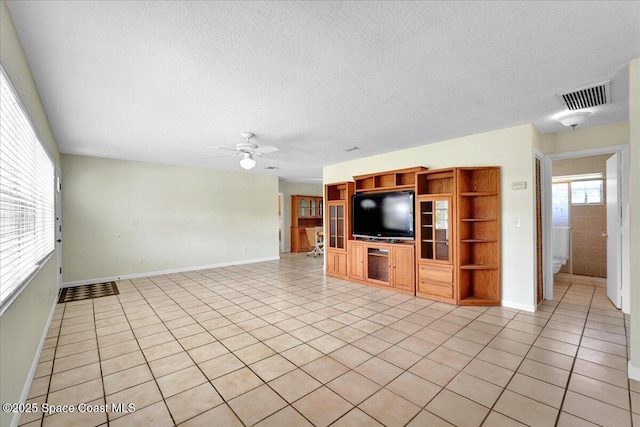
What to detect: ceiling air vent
<box><xmin>557</xmin><ymin>80</ymin><xmax>611</xmax><ymax>111</ymax></box>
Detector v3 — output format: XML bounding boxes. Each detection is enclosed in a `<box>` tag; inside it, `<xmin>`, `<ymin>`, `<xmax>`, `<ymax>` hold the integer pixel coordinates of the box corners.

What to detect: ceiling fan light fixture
<box><xmin>240</xmin><ymin>152</ymin><xmax>256</xmax><ymax>170</ymax></box>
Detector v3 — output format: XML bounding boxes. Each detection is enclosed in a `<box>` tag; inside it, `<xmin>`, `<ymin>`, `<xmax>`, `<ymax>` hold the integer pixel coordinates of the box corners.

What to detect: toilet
<box><xmin>552</xmin><ymin>226</ymin><xmax>570</xmax><ymax>274</ymax></box>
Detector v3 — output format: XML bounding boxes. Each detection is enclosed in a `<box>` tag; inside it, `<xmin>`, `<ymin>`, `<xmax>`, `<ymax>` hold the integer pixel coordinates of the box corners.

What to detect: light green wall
<box><xmin>0</xmin><ymin>2</ymin><xmax>61</xmax><ymax>426</ymax></box>
<box><xmin>324</xmin><ymin>124</ymin><xmax>537</xmax><ymax>310</ymax></box>
<box><xmin>629</xmin><ymin>58</ymin><xmax>640</xmax><ymax>379</ymax></box>
<box><xmin>278</xmin><ymin>182</ymin><xmax>323</xmax><ymax>252</ymax></box>
<box><xmin>62</xmin><ymin>155</ymin><xmax>280</xmax><ymax>284</ymax></box>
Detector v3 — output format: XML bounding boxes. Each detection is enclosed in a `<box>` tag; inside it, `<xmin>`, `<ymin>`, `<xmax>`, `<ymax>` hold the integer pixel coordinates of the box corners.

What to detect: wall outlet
<box><xmin>140</xmin><ymin>257</ymin><xmax>145</xmax><ymax>264</ymax></box>
<box><xmin>132</xmin><ymin>219</ymin><xmax>139</xmax><ymax>226</ymax></box>
<box><xmin>242</xmin><ymin>246</ymin><xmax>248</xmax><ymax>253</ymax></box>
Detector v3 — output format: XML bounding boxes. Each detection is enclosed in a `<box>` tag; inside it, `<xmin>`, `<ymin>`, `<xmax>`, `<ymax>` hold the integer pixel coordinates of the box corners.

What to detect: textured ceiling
<box><xmin>6</xmin><ymin>1</ymin><xmax>640</xmax><ymax>183</ymax></box>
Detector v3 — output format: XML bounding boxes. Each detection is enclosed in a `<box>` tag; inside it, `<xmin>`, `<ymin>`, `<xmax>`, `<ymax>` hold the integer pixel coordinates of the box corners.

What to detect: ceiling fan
<box><xmin>208</xmin><ymin>132</ymin><xmax>279</xmax><ymax>170</ymax></box>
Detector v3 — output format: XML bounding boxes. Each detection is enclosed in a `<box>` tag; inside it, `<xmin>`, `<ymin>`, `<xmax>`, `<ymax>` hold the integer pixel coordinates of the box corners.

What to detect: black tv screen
<box><xmin>352</xmin><ymin>191</ymin><xmax>414</xmax><ymax>239</ymax></box>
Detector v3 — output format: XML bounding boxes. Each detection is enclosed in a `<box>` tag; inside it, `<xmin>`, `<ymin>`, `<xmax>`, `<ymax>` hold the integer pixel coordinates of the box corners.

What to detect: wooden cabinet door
<box><xmin>327</xmin><ymin>251</ymin><xmax>347</xmax><ymax>277</ymax></box>
<box><xmin>347</xmin><ymin>242</ymin><xmax>364</xmax><ymax>281</ymax></box>
<box><xmin>391</xmin><ymin>245</ymin><xmax>415</xmax><ymax>292</ymax></box>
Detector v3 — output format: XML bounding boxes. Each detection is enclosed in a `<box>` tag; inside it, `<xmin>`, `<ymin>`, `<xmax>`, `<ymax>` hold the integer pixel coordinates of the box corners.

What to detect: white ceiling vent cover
<box><xmin>557</xmin><ymin>81</ymin><xmax>611</xmax><ymax>110</ymax></box>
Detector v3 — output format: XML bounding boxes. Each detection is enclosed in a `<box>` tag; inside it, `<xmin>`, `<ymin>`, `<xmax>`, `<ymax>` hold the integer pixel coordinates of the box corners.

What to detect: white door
<box><xmin>606</xmin><ymin>153</ymin><xmax>621</xmax><ymax>308</ymax></box>
<box><xmin>55</xmin><ymin>167</ymin><xmax>63</xmax><ymax>290</ymax></box>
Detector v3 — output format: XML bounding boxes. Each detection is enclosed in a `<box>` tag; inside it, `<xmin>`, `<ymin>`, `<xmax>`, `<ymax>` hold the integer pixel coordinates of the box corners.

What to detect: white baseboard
<box><xmin>629</xmin><ymin>361</ymin><xmax>640</xmax><ymax>381</ymax></box>
<box><xmin>12</xmin><ymin>295</ymin><xmax>58</xmax><ymax>427</ymax></box>
<box><xmin>501</xmin><ymin>299</ymin><xmax>536</xmax><ymax>313</ymax></box>
<box><xmin>62</xmin><ymin>256</ymin><xmax>280</xmax><ymax>288</ymax></box>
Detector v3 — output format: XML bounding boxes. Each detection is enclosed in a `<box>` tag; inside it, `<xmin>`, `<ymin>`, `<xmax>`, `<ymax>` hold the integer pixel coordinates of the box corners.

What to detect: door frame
<box><xmin>55</xmin><ymin>166</ymin><xmax>63</xmax><ymax>291</ymax></box>
<box><xmin>534</xmin><ymin>150</ymin><xmax>546</xmax><ymax>305</ymax></box>
<box><xmin>543</xmin><ymin>144</ymin><xmax>630</xmax><ymax>313</ymax></box>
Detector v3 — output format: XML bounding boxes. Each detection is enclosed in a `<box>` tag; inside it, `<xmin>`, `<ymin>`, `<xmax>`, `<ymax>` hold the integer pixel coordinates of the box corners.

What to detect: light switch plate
<box><xmin>511</xmin><ymin>181</ymin><xmax>527</xmax><ymax>190</ymax></box>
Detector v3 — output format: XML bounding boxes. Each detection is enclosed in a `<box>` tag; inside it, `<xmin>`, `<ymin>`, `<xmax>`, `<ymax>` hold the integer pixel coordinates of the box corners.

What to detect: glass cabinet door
<box><xmin>434</xmin><ymin>200</ymin><xmax>449</xmax><ymax>261</ymax></box>
<box><xmin>310</xmin><ymin>199</ymin><xmax>317</xmax><ymax>216</ymax></box>
<box><xmin>299</xmin><ymin>198</ymin><xmax>308</xmax><ymax>216</ymax></box>
<box><xmin>328</xmin><ymin>203</ymin><xmax>345</xmax><ymax>250</ymax></box>
<box><xmin>419</xmin><ymin>197</ymin><xmax>450</xmax><ymax>262</ymax></box>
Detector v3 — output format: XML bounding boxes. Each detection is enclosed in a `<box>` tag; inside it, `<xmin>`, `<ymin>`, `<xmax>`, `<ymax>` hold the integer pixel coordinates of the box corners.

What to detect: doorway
<box><xmin>544</xmin><ymin>145</ymin><xmax>630</xmax><ymax>313</ymax></box>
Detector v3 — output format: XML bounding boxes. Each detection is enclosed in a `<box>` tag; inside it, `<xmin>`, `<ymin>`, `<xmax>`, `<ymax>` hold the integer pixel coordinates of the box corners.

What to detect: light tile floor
<box><xmin>19</xmin><ymin>254</ymin><xmax>639</xmax><ymax>426</ymax></box>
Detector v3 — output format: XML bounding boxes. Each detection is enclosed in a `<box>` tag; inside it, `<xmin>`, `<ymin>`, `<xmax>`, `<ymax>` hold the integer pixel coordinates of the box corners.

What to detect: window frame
<box><xmin>0</xmin><ymin>59</ymin><xmax>56</xmax><ymax>315</ymax></box>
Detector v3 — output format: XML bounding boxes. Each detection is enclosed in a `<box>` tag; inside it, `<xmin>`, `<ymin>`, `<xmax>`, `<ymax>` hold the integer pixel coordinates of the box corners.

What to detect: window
<box><xmin>571</xmin><ymin>180</ymin><xmax>603</xmax><ymax>205</ymax></box>
<box><xmin>0</xmin><ymin>65</ymin><xmax>55</xmax><ymax>308</ymax></box>
<box><xmin>552</xmin><ymin>183</ymin><xmax>569</xmax><ymax>226</ymax></box>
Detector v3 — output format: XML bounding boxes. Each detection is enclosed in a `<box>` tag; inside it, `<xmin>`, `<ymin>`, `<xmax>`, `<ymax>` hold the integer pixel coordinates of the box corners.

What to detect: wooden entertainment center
<box><xmin>325</xmin><ymin>166</ymin><xmax>501</xmax><ymax>306</ymax></box>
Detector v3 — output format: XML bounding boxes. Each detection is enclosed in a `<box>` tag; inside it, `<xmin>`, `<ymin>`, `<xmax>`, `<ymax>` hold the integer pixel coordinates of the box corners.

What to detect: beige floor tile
<box><xmin>446</xmin><ymin>371</ymin><xmax>502</xmax><ymax>408</ymax></box>
<box><xmin>178</xmin><ymin>331</ymin><xmax>216</xmax><ymax>350</ymax></box>
<box><xmin>371</xmin><ymin>326</ymin><xmax>410</xmax><ymax>344</ymax></box>
<box><xmin>56</xmin><ymin>329</ymin><xmax>96</xmax><ymax>346</ymax></box>
<box><xmin>483</xmin><ymin>411</ymin><xmax>528</xmax><ymax>426</ymax></box>
<box><xmin>250</xmin><ymin>354</ymin><xmax>296</xmax><ymax>382</ymax></box>
<box><xmin>165</xmin><ymin>382</ymin><xmax>223</xmax><ymax>424</ymax></box>
<box><xmin>477</xmin><ymin>346</ymin><xmax>523</xmax><ymax>370</ymax></box>
<box><xmin>149</xmin><ymin>351</ymin><xmax>194</xmax><ymax>378</ymax></box>
<box><xmin>517</xmin><ymin>359</ymin><xmax>570</xmax><ymax>388</ymax></box>
<box><xmin>494</xmin><ymin>390</ymin><xmax>558</xmax><ymax>427</ymax></box>
<box><xmin>351</xmin><ymin>335</ymin><xmax>392</xmax><ymax>355</ymax></box>
<box><xmin>49</xmin><ymin>362</ymin><xmax>101</xmax><ymax>392</ymax></box>
<box><xmin>47</xmin><ymin>377</ymin><xmax>103</xmax><ymax>406</ymax></box>
<box><xmin>568</xmin><ymin>373</ymin><xmax>630</xmax><ymax>410</ymax></box>
<box><xmin>330</xmin><ymin>325</ymin><xmax>368</xmax><ymax>343</ymax></box>
<box><xmin>406</xmin><ymin>410</ymin><xmax>455</xmax><ymax>426</ymax></box>
<box><xmin>360</xmin><ymin>388</ymin><xmax>420</xmax><ymax>427</ymax></box>
<box><xmin>409</xmin><ymin>357</ymin><xmax>459</xmax><ymax>387</ymax></box>
<box><xmin>101</xmin><ymin>350</ymin><xmax>146</xmax><ymax>376</ymax></box>
<box><xmin>577</xmin><ymin>347</ymin><xmax>627</xmax><ymax>371</ymax></box>
<box><xmin>330</xmin><ymin>344</ymin><xmax>373</xmax><ymax>368</ymax></box>
<box><xmin>228</xmin><ymin>384</ymin><xmax>287</xmax><ymax>426</ymax></box>
<box><xmin>293</xmin><ymin>386</ymin><xmax>352</xmax><ymax>427</ymax></box>
<box><xmin>156</xmin><ymin>365</ymin><xmax>208</xmax><ymax>398</ymax></box>
<box><xmin>110</xmin><ymin>400</ymin><xmax>173</xmax><ymax>427</ymax></box>
<box><xmin>426</xmin><ymin>389</ymin><xmax>489</xmax><ymax>427</ymax></box>
<box><xmin>355</xmin><ymin>357</ymin><xmax>403</xmax><ymax>386</ymax></box>
<box><xmin>507</xmin><ymin>373</ymin><xmax>565</xmax><ymax>408</ymax></box>
<box><xmin>54</xmin><ymin>339</ymin><xmax>97</xmax><ymax>359</ymax></box>
<box><xmin>302</xmin><ymin>356</ymin><xmax>349</xmax><ymax>384</ymax></box>
<box><xmin>427</xmin><ymin>346</ymin><xmax>473</xmax><ymax>370</ymax></box>
<box><xmin>488</xmin><ymin>336</ymin><xmax>531</xmax><ymax>357</ymax></box>
<box><xmin>178</xmin><ymin>403</ymin><xmax>243</xmax><ymax>427</ymax></box>
<box><xmin>326</xmin><ymin>370</ymin><xmax>380</xmax><ymax>405</ymax></box>
<box><xmin>100</xmin><ymin>340</ymin><xmax>140</xmax><ymax>360</ymax></box>
<box><xmin>331</xmin><ymin>408</ymin><xmax>384</xmax><ymax>427</ymax></box>
<box><xmin>269</xmin><ymin>369</ymin><xmax>321</xmax><ymax>403</ymax></box>
<box><xmin>556</xmin><ymin>411</ymin><xmax>600</xmax><ymax>426</ymax></box>
<box><xmin>526</xmin><ymin>346</ymin><xmax>574</xmax><ymax>371</ymax></box>
<box><xmin>103</xmin><ymin>364</ymin><xmax>154</xmax><ymax>396</ymax></box>
<box><xmin>199</xmin><ymin>353</ymin><xmax>245</xmax><ymax>380</ymax></box>
<box><xmin>52</xmin><ymin>349</ymin><xmax>99</xmax><ymax>374</ymax></box>
<box><xmin>212</xmin><ymin>367</ymin><xmax>265</xmax><ymax>400</ymax></box>
<box><xmin>142</xmin><ymin>340</ymin><xmax>184</xmax><ymax>361</ymax></box>
<box><xmin>387</xmin><ymin>371</ymin><xmax>441</xmax><ymax>406</ymax></box>
<box><xmin>254</xmin><ymin>406</ymin><xmax>313</xmax><ymax>427</ymax></box>
<box><xmin>106</xmin><ymin>380</ymin><xmax>163</xmax><ymax>419</ymax></box>
<box><xmin>281</xmin><ymin>343</ymin><xmax>324</xmax><ymax>366</ymax></box>
<box><xmin>263</xmin><ymin>333</ymin><xmax>304</xmax><ymax>353</ymax></box>
<box><xmin>308</xmin><ymin>334</ymin><xmax>347</xmax><ymax>354</ymax></box>
<box><xmin>562</xmin><ymin>390</ymin><xmax>631</xmax><ymax>426</ymax></box>
<box><xmin>42</xmin><ymin>398</ymin><xmax>108</xmax><ymax>427</ymax></box>
<box><xmin>377</xmin><ymin>345</ymin><xmax>423</xmax><ymax>370</ymax></box>
<box><xmin>187</xmin><ymin>341</ymin><xmax>228</xmax><ymax>364</ymax></box>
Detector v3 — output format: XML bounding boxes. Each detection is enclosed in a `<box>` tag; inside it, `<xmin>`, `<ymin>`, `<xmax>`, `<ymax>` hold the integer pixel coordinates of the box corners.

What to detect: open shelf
<box><xmin>354</xmin><ymin>167</ymin><xmax>427</xmax><ymax>193</ymax></box>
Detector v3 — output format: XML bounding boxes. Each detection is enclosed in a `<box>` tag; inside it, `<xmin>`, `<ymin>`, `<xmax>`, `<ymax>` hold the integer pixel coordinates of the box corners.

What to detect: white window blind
<box><xmin>0</xmin><ymin>66</ymin><xmax>55</xmax><ymax>307</ymax></box>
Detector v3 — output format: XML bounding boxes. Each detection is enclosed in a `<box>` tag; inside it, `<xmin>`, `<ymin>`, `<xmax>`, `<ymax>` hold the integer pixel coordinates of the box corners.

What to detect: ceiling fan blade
<box><xmin>204</xmin><ymin>153</ymin><xmax>236</xmax><ymax>158</ymax></box>
<box><xmin>209</xmin><ymin>146</ymin><xmax>238</xmax><ymax>152</ymax></box>
<box><xmin>255</xmin><ymin>145</ymin><xmax>279</xmax><ymax>154</ymax></box>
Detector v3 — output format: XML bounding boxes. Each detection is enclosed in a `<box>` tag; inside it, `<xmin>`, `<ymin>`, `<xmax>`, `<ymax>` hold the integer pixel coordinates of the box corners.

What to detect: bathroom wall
<box><xmin>552</xmin><ymin>154</ymin><xmax>611</xmax><ymax>277</ymax></box>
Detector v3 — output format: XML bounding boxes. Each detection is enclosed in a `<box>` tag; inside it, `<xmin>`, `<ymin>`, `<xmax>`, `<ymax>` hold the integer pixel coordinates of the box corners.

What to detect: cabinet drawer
<box><xmin>419</xmin><ymin>280</ymin><xmax>453</xmax><ymax>299</ymax></box>
<box><xmin>419</xmin><ymin>264</ymin><xmax>453</xmax><ymax>284</ymax></box>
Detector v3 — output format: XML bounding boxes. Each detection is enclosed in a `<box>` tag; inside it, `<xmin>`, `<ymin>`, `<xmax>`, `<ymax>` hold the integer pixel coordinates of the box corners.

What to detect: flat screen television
<box><xmin>352</xmin><ymin>191</ymin><xmax>415</xmax><ymax>240</ymax></box>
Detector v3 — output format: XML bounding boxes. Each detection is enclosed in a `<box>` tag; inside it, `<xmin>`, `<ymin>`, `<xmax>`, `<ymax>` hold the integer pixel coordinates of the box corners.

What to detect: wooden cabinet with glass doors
<box><xmin>416</xmin><ymin>170</ymin><xmax>457</xmax><ymax>303</ymax></box>
<box><xmin>325</xmin><ymin>182</ymin><xmax>354</xmax><ymax>278</ymax></box>
<box><xmin>291</xmin><ymin>195</ymin><xmax>323</xmax><ymax>253</ymax></box>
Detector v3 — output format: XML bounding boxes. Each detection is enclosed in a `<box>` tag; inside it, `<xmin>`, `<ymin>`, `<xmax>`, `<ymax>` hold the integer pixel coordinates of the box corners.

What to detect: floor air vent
<box><xmin>557</xmin><ymin>80</ymin><xmax>611</xmax><ymax>110</ymax></box>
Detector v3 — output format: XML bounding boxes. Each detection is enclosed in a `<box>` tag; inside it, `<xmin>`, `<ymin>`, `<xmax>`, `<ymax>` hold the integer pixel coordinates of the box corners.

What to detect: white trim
<box><xmin>61</xmin><ymin>256</ymin><xmax>280</xmax><ymax>288</ymax></box>
<box><xmin>0</xmin><ymin>252</ymin><xmax>54</xmax><ymax>317</ymax></box>
<box><xmin>629</xmin><ymin>361</ymin><xmax>640</xmax><ymax>381</ymax></box>
<box><xmin>502</xmin><ymin>299</ymin><xmax>536</xmax><ymax>313</ymax></box>
<box><xmin>11</xmin><ymin>295</ymin><xmax>58</xmax><ymax>427</ymax></box>
<box><xmin>544</xmin><ymin>144</ymin><xmax>630</xmax><ymax>314</ymax></box>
